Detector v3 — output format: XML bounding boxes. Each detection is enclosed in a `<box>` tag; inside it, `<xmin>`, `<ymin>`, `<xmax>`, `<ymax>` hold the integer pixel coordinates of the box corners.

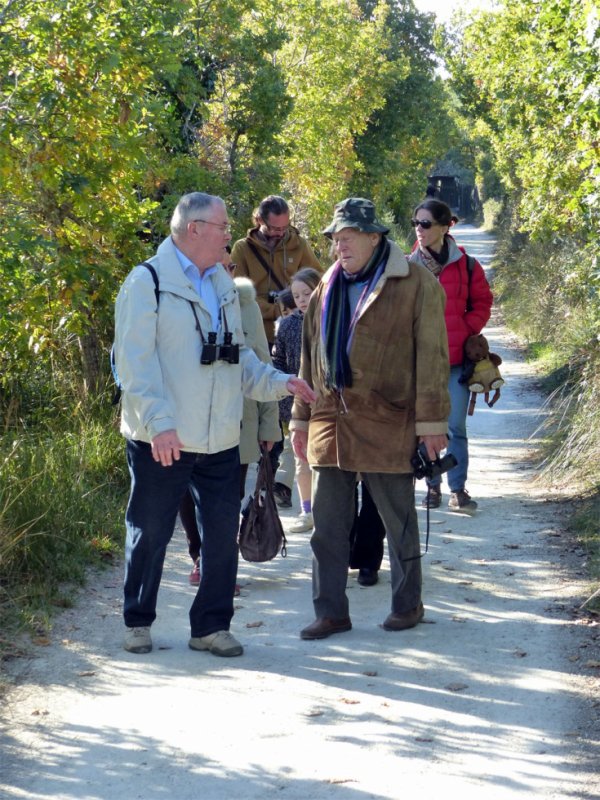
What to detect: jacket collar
<box><xmin>153</xmin><ymin>236</ymin><xmax>236</xmax><ymax>305</ymax></box>
<box><xmin>321</xmin><ymin>239</ymin><xmax>409</xmax><ymax>284</ymax></box>
<box><xmin>319</xmin><ymin>240</ymin><xmax>410</xmax><ymax>323</ymax></box>
<box><xmin>410</xmin><ymin>233</ymin><xmax>463</xmax><ymax>269</ymax></box>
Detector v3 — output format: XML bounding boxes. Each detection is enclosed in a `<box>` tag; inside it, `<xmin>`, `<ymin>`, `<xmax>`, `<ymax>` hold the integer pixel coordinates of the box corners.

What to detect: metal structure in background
<box><xmin>426</xmin><ymin>174</ymin><xmax>480</xmax><ymax>219</ymax></box>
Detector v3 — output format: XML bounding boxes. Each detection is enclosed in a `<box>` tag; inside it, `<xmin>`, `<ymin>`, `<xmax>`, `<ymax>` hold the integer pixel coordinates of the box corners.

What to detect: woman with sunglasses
<box><xmin>409</xmin><ymin>199</ymin><xmax>493</xmax><ymax>513</ymax></box>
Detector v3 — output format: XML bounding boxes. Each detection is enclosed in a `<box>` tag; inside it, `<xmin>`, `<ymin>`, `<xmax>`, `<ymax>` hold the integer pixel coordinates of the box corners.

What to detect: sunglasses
<box><xmin>410</xmin><ymin>218</ymin><xmax>434</xmax><ymax>229</ymax></box>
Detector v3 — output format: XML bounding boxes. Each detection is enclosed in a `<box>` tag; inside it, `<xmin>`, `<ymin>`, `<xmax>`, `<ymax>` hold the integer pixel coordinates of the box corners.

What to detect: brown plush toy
<box><xmin>459</xmin><ymin>333</ymin><xmax>505</xmax><ymax>415</ymax></box>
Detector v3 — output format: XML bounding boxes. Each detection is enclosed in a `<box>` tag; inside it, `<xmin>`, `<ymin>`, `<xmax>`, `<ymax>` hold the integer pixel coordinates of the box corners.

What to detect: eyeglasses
<box><xmin>264</xmin><ymin>223</ymin><xmax>289</xmax><ymax>233</ymax></box>
<box><xmin>225</xmin><ymin>263</ymin><xmax>236</xmax><ymax>274</ymax></box>
<box><xmin>410</xmin><ymin>218</ymin><xmax>434</xmax><ymax>230</ymax></box>
<box><xmin>193</xmin><ymin>219</ymin><xmax>232</xmax><ymax>234</ymax></box>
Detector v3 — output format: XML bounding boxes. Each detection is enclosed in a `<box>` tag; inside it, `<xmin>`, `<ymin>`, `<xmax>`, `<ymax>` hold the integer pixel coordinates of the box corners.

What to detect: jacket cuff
<box><xmin>415</xmin><ymin>421</ymin><xmax>448</xmax><ymax>436</ymax></box>
<box><xmin>289</xmin><ymin>419</ymin><xmax>309</xmax><ymax>433</ymax></box>
<box><xmin>275</xmin><ymin>375</ymin><xmax>293</xmax><ymax>398</ymax></box>
<box><xmin>147</xmin><ymin>417</ymin><xmax>177</xmax><ymax>440</ymax></box>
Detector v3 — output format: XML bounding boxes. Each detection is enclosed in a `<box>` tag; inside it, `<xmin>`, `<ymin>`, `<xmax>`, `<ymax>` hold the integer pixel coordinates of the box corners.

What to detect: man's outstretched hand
<box><xmin>286</xmin><ymin>377</ymin><xmax>316</xmax><ymax>405</ymax></box>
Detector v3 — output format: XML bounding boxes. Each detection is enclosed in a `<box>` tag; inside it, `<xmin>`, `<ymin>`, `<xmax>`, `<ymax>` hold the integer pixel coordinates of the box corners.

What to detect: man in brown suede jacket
<box><xmin>231</xmin><ymin>195</ymin><xmax>322</xmax><ymax>345</ymax></box>
<box><xmin>290</xmin><ymin>198</ymin><xmax>450</xmax><ymax>640</ymax></box>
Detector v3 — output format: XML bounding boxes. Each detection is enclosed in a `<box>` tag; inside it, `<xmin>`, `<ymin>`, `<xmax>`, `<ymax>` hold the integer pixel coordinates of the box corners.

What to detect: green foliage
<box><xmin>482</xmin><ymin>198</ymin><xmax>503</xmax><ymax>231</ymax></box>
<box><xmin>446</xmin><ymin>0</ymin><xmax>599</xmax><ymax>246</ymax></box>
<box><xmin>272</xmin><ymin>0</ymin><xmax>392</xmax><ymax>238</ymax></box>
<box><xmin>448</xmin><ymin>0</ymin><xmax>599</xmax><ymax>494</ymax></box>
<box><xmin>446</xmin><ymin>0</ymin><xmax>599</xmax><ymax>605</ymax></box>
<box><xmin>493</xmin><ymin>228</ymin><xmax>600</xmax><ymax>489</ymax></box>
<box><xmin>352</xmin><ymin>0</ymin><xmax>459</xmax><ymax>222</ymax></box>
<box><xmin>1</xmin><ymin>0</ymin><xmax>455</xmax><ymax>401</ymax></box>
<box><xmin>571</xmin><ymin>496</ymin><xmax>600</xmax><ymax>612</ymax></box>
<box><xmin>0</xmin><ymin>0</ymin><xmax>176</xmax><ymax>395</ymax></box>
<box><xmin>0</xmin><ymin>406</ymin><xmax>128</xmax><ymax>635</ymax></box>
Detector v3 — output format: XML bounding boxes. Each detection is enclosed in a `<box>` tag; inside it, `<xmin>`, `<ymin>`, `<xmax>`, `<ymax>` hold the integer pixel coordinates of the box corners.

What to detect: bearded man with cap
<box><xmin>290</xmin><ymin>198</ymin><xmax>450</xmax><ymax>639</ymax></box>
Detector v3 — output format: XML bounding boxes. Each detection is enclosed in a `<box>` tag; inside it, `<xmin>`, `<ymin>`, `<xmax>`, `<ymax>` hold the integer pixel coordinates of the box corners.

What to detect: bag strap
<box><xmin>465</xmin><ymin>254</ymin><xmax>474</xmax><ymax>313</ymax></box>
<box><xmin>111</xmin><ymin>262</ymin><xmax>159</xmax><ymax>406</ymax></box>
<box><xmin>254</xmin><ymin>445</ymin><xmax>275</xmax><ymax>496</ymax></box>
<box><xmin>140</xmin><ymin>261</ymin><xmax>160</xmax><ymax>307</ymax></box>
<box><xmin>246</xmin><ymin>240</ymin><xmax>285</xmax><ymax>292</ymax></box>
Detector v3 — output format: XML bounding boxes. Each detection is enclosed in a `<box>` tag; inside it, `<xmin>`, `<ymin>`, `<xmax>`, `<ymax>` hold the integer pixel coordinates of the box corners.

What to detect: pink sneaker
<box><xmin>189</xmin><ymin>559</ymin><xmax>201</xmax><ymax>586</ymax></box>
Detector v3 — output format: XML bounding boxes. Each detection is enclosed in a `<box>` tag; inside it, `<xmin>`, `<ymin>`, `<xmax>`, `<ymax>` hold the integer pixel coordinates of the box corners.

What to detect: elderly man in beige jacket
<box><xmin>115</xmin><ymin>191</ymin><xmax>315</xmax><ymax>659</ymax></box>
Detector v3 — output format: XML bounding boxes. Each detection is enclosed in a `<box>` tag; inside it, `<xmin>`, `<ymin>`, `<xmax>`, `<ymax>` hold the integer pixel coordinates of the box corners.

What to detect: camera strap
<box><xmin>189</xmin><ymin>301</ymin><xmax>210</xmax><ymax>345</ymax></box>
<box><xmin>246</xmin><ymin>240</ymin><xmax>285</xmax><ymax>292</ymax></box>
<box><xmin>189</xmin><ymin>302</ymin><xmax>233</xmax><ymax>342</ymax></box>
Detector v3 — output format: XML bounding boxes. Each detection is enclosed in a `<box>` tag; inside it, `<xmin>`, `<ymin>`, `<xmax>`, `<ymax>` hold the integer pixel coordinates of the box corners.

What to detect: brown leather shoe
<box><xmin>300</xmin><ymin>617</ymin><xmax>352</xmax><ymax>640</ymax></box>
<box><xmin>383</xmin><ymin>602</ymin><xmax>424</xmax><ymax>631</ymax></box>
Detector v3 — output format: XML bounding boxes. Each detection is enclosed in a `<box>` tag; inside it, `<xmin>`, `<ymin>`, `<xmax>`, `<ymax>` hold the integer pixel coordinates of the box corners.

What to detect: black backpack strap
<box><xmin>111</xmin><ymin>261</ymin><xmax>160</xmax><ymax>406</ymax></box>
<box><xmin>141</xmin><ymin>261</ymin><xmax>160</xmax><ymax>307</ymax></box>
<box><xmin>245</xmin><ymin>240</ymin><xmax>285</xmax><ymax>292</ymax></box>
<box><xmin>465</xmin><ymin>253</ymin><xmax>474</xmax><ymax>313</ymax></box>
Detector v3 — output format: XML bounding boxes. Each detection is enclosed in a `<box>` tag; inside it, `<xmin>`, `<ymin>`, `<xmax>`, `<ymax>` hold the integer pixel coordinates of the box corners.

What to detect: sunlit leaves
<box><xmin>0</xmin><ymin>0</ymin><xmax>454</xmax><ymax>399</ymax></box>
<box><xmin>448</xmin><ymin>0</ymin><xmax>599</xmax><ymax>245</ymax></box>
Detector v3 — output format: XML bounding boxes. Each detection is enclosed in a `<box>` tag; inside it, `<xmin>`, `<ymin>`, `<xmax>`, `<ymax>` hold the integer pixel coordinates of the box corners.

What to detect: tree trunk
<box><xmin>78</xmin><ymin>331</ymin><xmax>102</xmax><ymax>397</ymax></box>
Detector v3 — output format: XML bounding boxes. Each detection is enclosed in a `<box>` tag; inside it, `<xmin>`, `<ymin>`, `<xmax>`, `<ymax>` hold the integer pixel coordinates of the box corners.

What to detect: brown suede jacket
<box><xmin>290</xmin><ymin>241</ymin><xmax>450</xmax><ymax>474</ymax></box>
<box><xmin>231</xmin><ymin>226</ymin><xmax>322</xmax><ymax>343</ymax></box>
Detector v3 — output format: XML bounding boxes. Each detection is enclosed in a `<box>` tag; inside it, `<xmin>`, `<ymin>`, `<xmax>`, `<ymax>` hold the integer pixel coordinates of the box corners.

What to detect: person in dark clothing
<box><xmin>349</xmin><ymin>482</ymin><xmax>386</xmax><ymax>586</ymax></box>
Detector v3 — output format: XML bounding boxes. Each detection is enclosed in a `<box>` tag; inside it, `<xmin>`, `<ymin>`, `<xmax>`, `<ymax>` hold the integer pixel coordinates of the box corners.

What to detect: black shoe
<box><xmin>273</xmin><ymin>482</ymin><xmax>292</xmax><ymax>508</ymax></box>
<box><xmin>357</xmin><ymin>568</ymin><xmax>379</xmax><ymax>586</ymax></box>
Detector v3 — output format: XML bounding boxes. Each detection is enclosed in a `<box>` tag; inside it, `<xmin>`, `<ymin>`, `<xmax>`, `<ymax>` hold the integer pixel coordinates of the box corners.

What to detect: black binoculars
<box><xmin>200</xmin><ymin>332</ymin><xmax>239</xmax><ymax>365</ymax></box>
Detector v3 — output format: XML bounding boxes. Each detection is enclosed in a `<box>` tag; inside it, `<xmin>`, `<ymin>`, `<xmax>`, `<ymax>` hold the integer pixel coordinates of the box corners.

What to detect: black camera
<box><xmin>201</xmin><ymin>332</ymin><xmax>218</xmax><ymax>365</ymax></box>
<box><xmin>218</xmin><ymin>331</ymin><xmax>239</xmax><ymax>364</ymax></box>
<box><xmin>411</xmin><ymin>442</ymin><xmax>457</xmax><ymax>481</ymax></box>
<box><xmin>267</xmin><ymin>290</ymin><xmax>279</xmax><ymax>304</ymax></box>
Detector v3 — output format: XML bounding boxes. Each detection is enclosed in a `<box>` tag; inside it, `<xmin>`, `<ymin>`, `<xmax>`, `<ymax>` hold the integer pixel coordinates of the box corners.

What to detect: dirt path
<box><xmin>1</xmin><ymin>225</ymin><xmax>598</xmax><ymax>800</ymax></box>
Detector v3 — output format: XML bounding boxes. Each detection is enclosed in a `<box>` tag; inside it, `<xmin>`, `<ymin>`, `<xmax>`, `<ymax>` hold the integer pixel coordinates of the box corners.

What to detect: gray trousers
<box><xmin>311</xmin><ymin>467</ymin><xmax>422</xmax><ymax>619</ymax></box>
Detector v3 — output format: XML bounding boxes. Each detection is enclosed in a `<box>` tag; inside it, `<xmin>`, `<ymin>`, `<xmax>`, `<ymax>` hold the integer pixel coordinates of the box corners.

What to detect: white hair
<box><xmin>170</xmin><ymin>192</ymin><xmax>224</xmax><ymax>236</ymax></box>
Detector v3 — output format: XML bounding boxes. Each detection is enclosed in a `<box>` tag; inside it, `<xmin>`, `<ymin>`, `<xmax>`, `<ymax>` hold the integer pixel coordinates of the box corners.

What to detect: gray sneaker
<box><xmin>288</xmin><ymin>511</ymin><xmax>313</xmax><ymax>533</ymax></box>
<box><xmin>189</xmin><ymin>630</ymin><xmax>243</xmax><ymax>657</ymax></box>
<box><xmin>124</xmin><ymin>626</ymin><xmax>152</xmax><ymax>653</ymax></box>
<box><xmin>448</xmin><ymin>489</ymin><xmax>478</xmax><ymax>514</ymax></box>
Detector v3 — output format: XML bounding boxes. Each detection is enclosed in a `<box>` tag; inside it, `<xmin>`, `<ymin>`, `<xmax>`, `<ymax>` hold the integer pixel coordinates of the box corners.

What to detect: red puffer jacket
<box><xmin>410</xmin><ymin>239</ymin><xmax>493</xmax><ymax>366</ymax></box>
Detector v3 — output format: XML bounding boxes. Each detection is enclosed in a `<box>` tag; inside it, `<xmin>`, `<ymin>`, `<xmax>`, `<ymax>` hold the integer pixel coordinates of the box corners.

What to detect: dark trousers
<box><xmin>180</xmin><ymin>464</ymin><xmax>248</xmax><ymax>562</ymax></box>
<box><xmin>311</xmin><ymin>468</ymin><xmax>422</xmax><ymax>619</ymax></box>
<box><xmin>123</xmin><ymin>441</ymin><xmax>241</xmax><ymax>638</ymax></box>
<box><xmin>349</xmin><ymin>481</ymin><xmax>386</xmax><ymax>571</ymax></box>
